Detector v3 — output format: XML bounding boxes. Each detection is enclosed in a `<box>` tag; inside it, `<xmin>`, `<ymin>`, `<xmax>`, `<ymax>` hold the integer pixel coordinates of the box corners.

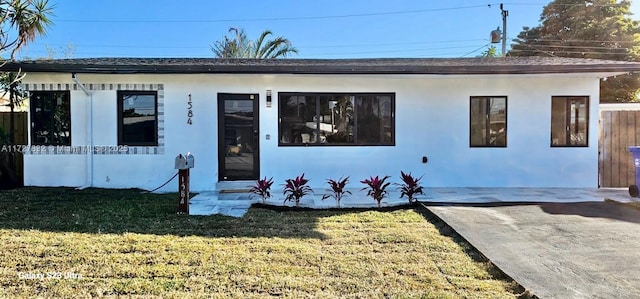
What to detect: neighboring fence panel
<box><xmin>0</xmin><ymin>112</ymin><xmax>27</xmax><ymax>186</ymax></box>
<box><xmin>0</xmin><ymin>111</ymin><xmax>27</xmax><ymax>144</ymax></box>
<box><xmin>599</xmin><ymin>110</ymin><xmax>640</xmax><ymax>188</ymax></box>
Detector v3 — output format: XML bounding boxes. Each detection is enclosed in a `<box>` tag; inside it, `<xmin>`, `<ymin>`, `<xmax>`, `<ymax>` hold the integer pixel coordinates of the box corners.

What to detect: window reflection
<box><xmin>321</xmin><ymin>96</ymin><xmax>354</xmax><ymax>143</ymax></box>
<box><xmin>356</xmin><ymin>95</ymin><xmax>392</xmax><ymax>144</ymax></box>
<box><xmin>470</xmin><ymin>96</ymin><xmax>507</xmax><ymax>147</ymax></box>
<box><xmin>279</xmin><ymin>93</ymin><xmax>394</xmax><ymax>146</ymax></box>
<box><xmin>551</xmin><ymin>96</ymin><xmax>588</xmax><ymax>146</ymax></box>
<box><xmin>30</xmin><ymin>91</ymin><xmax>71</xmax><ymax>146</ymax></box>
<box><xmin>118</xmin><ymin>91</ymin><xmax>158</xmax><ymax>146</ymax></box>
<box><xmin>279</xmin><ymin>95</ymin><xmax>316</xmax><ymax>144</ymax></box>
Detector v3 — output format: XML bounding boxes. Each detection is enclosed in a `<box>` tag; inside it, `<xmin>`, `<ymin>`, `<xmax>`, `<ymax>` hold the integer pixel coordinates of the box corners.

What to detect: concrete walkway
<box><xmin>189</xmin><ymin>187</ymin><xmax>633</xmax><ymax>217</ymax></box>
<box><xmin>427</xmin><ymin>200</ymin><xmax>640</xmax><ymax>298</ymax></box>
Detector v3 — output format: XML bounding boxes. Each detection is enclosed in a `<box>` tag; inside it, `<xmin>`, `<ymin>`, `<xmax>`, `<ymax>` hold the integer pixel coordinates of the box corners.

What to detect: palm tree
<box><xmin>211</xmin><ymin>27</ymin><xmax>298</xmax><ymax>59</ymax></box>
<box><xmin>0</xmin><ymin>0</ymin><xmax>53</xmax><ymax>188</ymax></box>
<box><xmin>1</xmin><ymin>0</ymin><xmax>54</xmax><ymax>59</ymax></box>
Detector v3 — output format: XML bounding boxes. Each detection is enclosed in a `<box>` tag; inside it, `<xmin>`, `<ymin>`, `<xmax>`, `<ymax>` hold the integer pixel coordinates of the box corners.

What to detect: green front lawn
<box><xmin>0</xmin><ymin>187</ymin><xmax>526</xmax><ymax>298</ymax></box>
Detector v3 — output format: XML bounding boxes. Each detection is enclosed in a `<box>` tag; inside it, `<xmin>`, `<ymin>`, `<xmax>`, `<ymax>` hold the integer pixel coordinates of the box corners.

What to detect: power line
<box><xmin>508</xmin><ymin>38</ymin><xmax>636</xmax><ymax>51</ymax></box>
<box><xmin>509</xmin><ymin>49</ymin><xmax>629</xmax><ymax>56</ymax></box>
<box><xmin>19</xmin><ymin>36</ymin><xmax>636</xmax><ymax>59</ymax></box>
<box><xmin>514</xmin><ymin>38</ymin><xmax>638</xmax><ymax>44</ymax></box>
<box><xmin>54</xmin><ymin>4</ymin><xmax>500</xmax><ymax>23</ymax></box>
<box><xmin>32</xmin><ymin>43</ymin><xmax>206</xmax><ymax>49</ymax></box>
<box><xmin>504</xmin><ymin>2</ymin><xmax>630</xmax><ymax>7</ymax></box>
<box><xmin>16</xmin><ymin>2</ymin><xmax>638</xmax><ymax>59</ymax></box>
<box><xmin>461</xmin><ymin>43</ymin><xmax>492</xmax><ymax>57</ymax></box>
<box><xmin>53</xmin><ymin>2</ymin><xmax>633</xmax><ymax>24</ymax></box>
<box><xmin>305</xmin><ymin>44</ymin><xmax>492</xmax><ymax>56</ymax></box>
<box><xmin>19</xmin><ymin>43</ymin><xmax>493</xmax><ymax>58</ymax></box>
<box><xmin>51</xmin><ymin>2</ymin><xmax>632</xmax><ymax>24</ymax></box>
<box><xmin>511</xmin><ymin>44</ymin><xmax>630</xmax><ymax>51</ymax></box>
<box><xmin>20</xmin><ymin>41</ymin><xmax>632</xmax><ymax>59</ymax></box>
<box><xmin>298</xmin><ymin>39</ymin><xmax>488</xmax><ymax>49</ymax></box>
<box><xmin>28</xmin><ymin>39</ymin><xmax>489</xmax><ymax>51</ymax></box>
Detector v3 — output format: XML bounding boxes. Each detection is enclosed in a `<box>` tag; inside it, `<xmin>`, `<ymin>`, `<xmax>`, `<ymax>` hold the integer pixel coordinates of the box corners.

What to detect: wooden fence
<box><xmin>599</xmin><ymin>109</ymin><xmax>640</xmax><ymax>188</ymax></box>
<box><xmin>0</xmin><ymin>112</ymin><xmax>27</xmax><ymax>144</ymax></box>
<box><xmin>0</xmin><ymin>112</ymin><xmax>27</xmax><ymax>185</ymax></box>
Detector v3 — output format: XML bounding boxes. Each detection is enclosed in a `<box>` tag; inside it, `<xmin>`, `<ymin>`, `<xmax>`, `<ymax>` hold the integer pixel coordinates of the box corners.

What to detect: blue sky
<box><xmin>12</xmin><ymin>0</ymin><xmax>640</xmax><ymax>59</ymax></box>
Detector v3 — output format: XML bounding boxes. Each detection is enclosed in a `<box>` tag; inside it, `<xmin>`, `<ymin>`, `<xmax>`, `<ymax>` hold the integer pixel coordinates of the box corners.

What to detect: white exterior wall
<box><xmin>22</xmin><ymin>72</ymin><xmax>601</xmax><ymax>191</ymax></box>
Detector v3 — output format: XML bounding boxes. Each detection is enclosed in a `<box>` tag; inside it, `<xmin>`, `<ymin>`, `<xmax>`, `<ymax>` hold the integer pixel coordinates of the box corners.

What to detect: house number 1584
<box><xmin>187</xmin><ymin>94</ymin><xmax>193</xmax><ymax>125</ymax></box>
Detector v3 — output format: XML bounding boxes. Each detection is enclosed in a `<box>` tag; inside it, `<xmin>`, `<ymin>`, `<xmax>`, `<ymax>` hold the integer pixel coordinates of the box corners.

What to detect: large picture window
<box><xmin>30</xmin><ymin>91</ymin><xmax>71</xmax><ymax>146</ymax></box>
<box><xmin>279</xmin><ymin>93</ymin><xmax>394</xmax><ymax>146</ymax></box>
<box><xmin>118</xmin><ymin>91</ymin><xmax>158</xmax><ymax>146</ymax></box>
<box><xmin>551</xmin><ymin>96</ymin><xmax>589</xmax><ymax>147</ymax></box>
<box><xmin>470</xmin><ymin>96</ymin><xmax>507</xmax><ymax>147</ymax></box>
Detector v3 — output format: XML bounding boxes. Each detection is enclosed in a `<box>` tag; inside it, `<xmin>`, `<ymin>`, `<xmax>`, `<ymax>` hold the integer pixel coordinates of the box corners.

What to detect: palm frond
<box><xmin>9</xmin><ymin>0</ymin><xmax>54</xmax><ymax>59</ymax></box>
<box><xmin>212</xmin><ymin>27</ymin><xmax>298</xmax><ymax>59</ymax></box>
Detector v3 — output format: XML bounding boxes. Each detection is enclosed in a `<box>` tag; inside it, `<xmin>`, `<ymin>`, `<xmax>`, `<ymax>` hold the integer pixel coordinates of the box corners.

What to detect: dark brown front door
<box><xmin>218</xmin><ymin>93</ymin><xmax>259</xmax><ymax>181</ymax></box>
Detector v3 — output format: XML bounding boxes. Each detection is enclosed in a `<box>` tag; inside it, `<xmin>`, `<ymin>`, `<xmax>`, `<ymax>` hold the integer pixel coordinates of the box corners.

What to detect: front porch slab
<box><xmin>188</xmin><ymin>187</ymin><xmax>635</xmax><ymax>217</ymax></box>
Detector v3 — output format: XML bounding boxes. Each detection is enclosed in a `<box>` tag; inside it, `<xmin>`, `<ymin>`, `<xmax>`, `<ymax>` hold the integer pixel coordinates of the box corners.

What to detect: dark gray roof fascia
<box><xmin>2</xmin><ymin>57</ymin><xmax>640</xmax><ymax>75</ymax></box>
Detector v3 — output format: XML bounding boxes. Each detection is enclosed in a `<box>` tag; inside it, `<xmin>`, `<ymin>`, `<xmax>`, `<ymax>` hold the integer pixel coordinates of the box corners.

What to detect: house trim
<box><xmin>21</xmin><ymin>82</ymin><xmax>165</xmax><ymax>155</ymax></box>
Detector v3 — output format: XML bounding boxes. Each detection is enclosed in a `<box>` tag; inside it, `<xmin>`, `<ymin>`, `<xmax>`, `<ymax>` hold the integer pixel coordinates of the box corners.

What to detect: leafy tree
<box><xmin>510</xmin><ymin>0</ymin><xmax>640</xmax><ymax>102</ymax></box>
<box><xmin>211</xmin><ymin>27</ymin><xmax>298</xmax><ymax>59</ymax></box>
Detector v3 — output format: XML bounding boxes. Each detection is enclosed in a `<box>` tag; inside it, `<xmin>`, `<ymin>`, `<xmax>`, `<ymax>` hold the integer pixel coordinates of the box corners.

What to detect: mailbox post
<box><xmin>175</xmin><ymin>153</ymin><xmax>195</xmax><ymax>214</ymax></box>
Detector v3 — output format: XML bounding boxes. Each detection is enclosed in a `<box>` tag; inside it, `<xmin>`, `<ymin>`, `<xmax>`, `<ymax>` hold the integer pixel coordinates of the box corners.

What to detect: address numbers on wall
<box><xmin>187</xmin><ymin>94</ymin><xmax>193</xmax><ymax>125</ymax></box>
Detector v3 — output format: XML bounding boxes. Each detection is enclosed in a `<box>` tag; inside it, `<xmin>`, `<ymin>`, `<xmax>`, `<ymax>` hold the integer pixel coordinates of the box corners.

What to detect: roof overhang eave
<box><xmin>2</xmin><ymin>62</ymin><xmax>640</xmax><ymax>76</ymax></box>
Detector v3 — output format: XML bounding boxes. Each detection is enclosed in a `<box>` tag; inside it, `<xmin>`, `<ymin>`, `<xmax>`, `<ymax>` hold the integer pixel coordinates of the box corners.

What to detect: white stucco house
<box><xmin>3</xmin><ymin>57</ymin><xmax>640</xmax><ymax>192</ymax></box>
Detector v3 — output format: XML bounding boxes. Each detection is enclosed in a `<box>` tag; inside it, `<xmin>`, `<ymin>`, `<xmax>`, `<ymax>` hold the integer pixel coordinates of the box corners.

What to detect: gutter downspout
<box><xmin>72</xmin><ymin>73</ymin><xmax>93</xmax><ymax>190</ymax></box>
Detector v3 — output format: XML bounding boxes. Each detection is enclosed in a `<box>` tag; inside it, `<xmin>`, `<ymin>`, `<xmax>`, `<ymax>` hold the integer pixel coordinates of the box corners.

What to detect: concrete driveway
<box><xmin>427</xmin><ymin>201</ymin><xmax>640</xmax><ymax>299</ymax></box>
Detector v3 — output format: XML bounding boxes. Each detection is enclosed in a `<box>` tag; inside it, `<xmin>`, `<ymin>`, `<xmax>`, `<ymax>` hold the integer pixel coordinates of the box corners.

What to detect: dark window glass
<box><xmin>551</xmin><ymin>96</ymin><xmax>589</xmax><ymax>147</ymax></box>
<box><xmin>118</xmin><ymin>91</ymin><xmax>158</xmax><ymax>146</ymax></box>
<box><xmin>279</xmin><ymin>95</ymin><xmax>316</xmax><ymax>144</ymax></box>
<box><xmin>278</xmin><ymin>93</ymin><xmax>394</xmax><ymax>146</ymax></box>
<box><xmin>321</xmin><ymin>95</ymin><xmax>354</xmax><ymax>144</ymax></box>
<box><xmin>470</xmin><ymin>96</ymin><xmax>507</xmax><ymax>147</ymax></box>
<box><xmin>356</xmin><ymin>95</ymin><xmax>393</xmax><ymax>144</ymax></box>
<box><xmin>30</xmin><ymin>91</ymin><xmax>71</xmax><ymax>146</ymax></box>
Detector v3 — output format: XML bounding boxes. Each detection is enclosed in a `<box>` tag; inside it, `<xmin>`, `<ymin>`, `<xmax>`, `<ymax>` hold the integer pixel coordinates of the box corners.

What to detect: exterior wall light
<box><xmin>266</xmin><ymin>89</ymin><xmax>272</xmax><ymax>108</ymax></box>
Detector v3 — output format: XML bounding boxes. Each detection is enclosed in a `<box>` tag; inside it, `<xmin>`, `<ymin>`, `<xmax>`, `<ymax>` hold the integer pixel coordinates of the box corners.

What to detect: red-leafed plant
<box><xmin>322</xmin><ymin>176</ymin><xmax>351</xmax><ymax>208</ymax></box>
<box><xmin>283</xmin><ymin>173</ymin><xmax>313</xmax><ymax>207</ymax></box>
<box><xmin>361</xmin><ymin>175</ymin><xmax>391</xmax><ymax>208</ymax></box>
<box><xmin>249</xmin><ymin>177</ymin><xmax>273</xmax><ymax>203</ymax></box>
<box><xmin>396</xmin><ymin>171</ymin><xmax>424</xmax><ymax>203</ymax></box>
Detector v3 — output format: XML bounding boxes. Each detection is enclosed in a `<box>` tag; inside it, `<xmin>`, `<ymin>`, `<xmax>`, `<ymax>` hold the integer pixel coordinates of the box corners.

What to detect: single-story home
<box><xmin>3</xmin><ymin>57</ymin><xmax>640</xmax><ymax>192</ymax></box>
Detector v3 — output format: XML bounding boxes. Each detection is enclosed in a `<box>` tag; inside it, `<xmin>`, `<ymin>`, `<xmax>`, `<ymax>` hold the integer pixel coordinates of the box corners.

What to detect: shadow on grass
<box><xmin>0</xmin><ymin>187</ymin><xmax>426</xmax><ymax>239</ymax></box>
<box><xmin>424</xmin><ymin>200</ymin><xmax>640</xmax><ymax>224</ymax></box>
<box><xmin>0</xmin><ymin>187</ymin><xmax>345</xmax><ymax>239</ymax></box>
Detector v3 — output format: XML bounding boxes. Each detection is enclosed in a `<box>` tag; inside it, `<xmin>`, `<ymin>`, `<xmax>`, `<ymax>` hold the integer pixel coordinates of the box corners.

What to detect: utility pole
<box><xmin>500</xmin><ymin>3</ymin><xmax>508</xmax><ymax>56</ymax></box>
